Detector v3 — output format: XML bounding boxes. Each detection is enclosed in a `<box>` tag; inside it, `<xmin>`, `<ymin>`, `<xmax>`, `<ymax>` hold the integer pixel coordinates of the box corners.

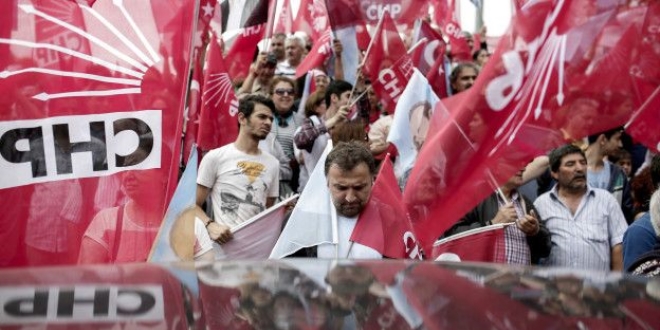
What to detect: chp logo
<box><xmin>0</xmin><ymin>285</ymin><xmax>164</xmax><ymax>324</ymax></box>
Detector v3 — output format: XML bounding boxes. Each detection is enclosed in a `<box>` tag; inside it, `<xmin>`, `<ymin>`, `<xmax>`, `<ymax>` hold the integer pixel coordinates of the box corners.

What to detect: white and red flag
<box><xmin>293</xmin><ymin>0</ymin><xmax>330</xmax><ymax>42</ymax></box>
<box><xmin>442</xmin><ymin>0</ymin><xmax>471</xmax><ymax>62</ymax></box>
<box><xmin>223</xmin><ymin>0</ymin><xmax>271</xmax><ymax>82</ymax></box>
<box><xmin>403</xmin><ymin>0</ymin><xmax>660</xmax><ymax>254</ymax></box>
<box><xmin>198</xmin><ymin>33</ymin><xmax>240</xmax><ymax>152</ymax></box>
<box><xmin>274</xmin><ymin>0</ymin><xmax>293</xmax><ymax>34</ymax></box>
<box><xmin>412</xmin><ymin>19</ymin><xmax>449</xmax><ymax>98</ymax></box>
<box><xmin>362</xmin><ymin>13</ymin><xmax>414</xmax><ymax>114</ymax></box>
<box><xmin>326</xmin><ymin>0</ymin><xmax>429</xmax><ymax>28</ymax></box>
<box><xmin>0</xmin><ymin>0</ymin><xmax>196</xmax><ymax>266</ymax></box>
<box><xmin>352</xmin><ymin>157</ymin><xmax>422</xmax><ymax>259</ymax></box>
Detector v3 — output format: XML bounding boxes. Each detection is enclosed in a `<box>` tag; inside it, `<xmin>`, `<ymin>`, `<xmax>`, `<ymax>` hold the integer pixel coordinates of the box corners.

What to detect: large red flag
<box><xmin>432</xmin><ymin>224</ymin><xmax>508</xmax><ymax>261</ymax></box>
<box><xmin>0</xmin><ymin>0</ymin><xmax>195</xmax><ymax>266</ymax></box>
<box><xmin>352</xmin><ymin>157</ymin><xmax>422</xmax><ymax>259</ymax></box>
<box><xmin>362</xmin><ymin>13</ymin><xmax>414</xmax><ymax>114</ymax></box>
<box><xmin>198</xmin><ymin>34</ymin><xmax>239</xmax><ymax>152</ymax></box>
<box><xmin>442</xmin><ymin>0</ymin><xmax>471</xmax><ymax>62</ymax></box>
<box><xmin>403</xmin><ymin>0</ymin><xmax>660</xmax><ymax>254</ymax></box>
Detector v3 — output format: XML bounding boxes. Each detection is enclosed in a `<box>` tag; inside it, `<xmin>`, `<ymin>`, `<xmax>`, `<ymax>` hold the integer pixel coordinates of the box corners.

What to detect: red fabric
<box><xmin>443</xmin><ymin>0</ymin><xmax>471</xmax><ymax>62</ymax></box>
<box><xmin>355</xmin><ymin>22</ymin><xmax>372</xmax><ymax>51</ymax></box>
<box><xmin>274</xmin><ymin>0</ymin><xmax>293</xmax><ymax>34</ymax></box>
<box><xmin>352</xmin><ymin>158</ymin><xmax>422</xmax><ymax>259</ymax></box>
<box><xmin>294</xmin><ymin>29</ymin><xmax>332</xmax><ymax>78</ymax></box>
<box><xmin>326</xmin><ymin>0</ymin><xmax>428</xmax><ymax>28</ymax></box>
<box><xmin>362</xmin><ymin>14</ymin><xmax>413</xmax><ymax>114</ymax></box>
<box><xmin>293</xmin><ymin>0</ymin><xmax>330</xmax><ymax>42</ymax></box>
<box><xmin>401</xmin><ymin>264</ymin><xmax>558</xmax><ymax>330</ymax></box>
<box><xmin>414</xmin><ymin>20</ymin><xmax>449</xmax><ymax>98</ymax></box>
<box><xmin>198</xmin><ymin>34</ymin><xmax>239</xmax><ymax>152</ymax></box>
<box><xmin>225</xmin><ymin>23</ymin><xmax>266</xmax><ymax>82</ymax></box>
<box><xmin>0</xmin><ymin>0</ymin><xmax>194</xmax><ymax>267</ymax></box>
<box><xmin>431</xmin><ymin>225</ymin><xmax>506</xmax><ymax>261</ymax></box>
<box><xmin>403</xmin><ymin>0</ymin><xmax>658</xmax><ymax>255</ymax></box>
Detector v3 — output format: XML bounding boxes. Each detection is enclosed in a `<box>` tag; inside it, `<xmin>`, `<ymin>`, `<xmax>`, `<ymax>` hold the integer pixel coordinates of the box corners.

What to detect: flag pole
<box><xmin>349</xmin><ymin>9</ymin><xmax>387</xmax><ymax>101</ymax></box>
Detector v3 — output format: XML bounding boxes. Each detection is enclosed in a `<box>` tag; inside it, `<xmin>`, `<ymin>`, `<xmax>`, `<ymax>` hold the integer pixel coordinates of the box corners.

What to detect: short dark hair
<box><xmin>324</xmin><ymin>80</ymin><xmax>353</xmax><ymax>107</ymax></box>
<box><xmin>650</xmin><ymin>155</ymin><xmax>660</xmax><ymax>188</ymax></box>
<box><xmin>325</xmin><ymin>141</ymin><xmax>376</xmax><ymax>176</ymax></box>
<box><xmin>304</xmin><ymin>91</ymin><xmax>325</xmax><ymax>118</ymax></box>
<box><xmin>238</xmin><ymin>94</ymin><xmax>275</xmax><ymax>119</ymax></box>
<box><xmin>587</xmin><ymin>127</ymin><xmax>623</xmax><ymax>145</ymax></box>
<box><xmin>450</xmin><ymin>62</ymin><xmax>479</xmax><ymax>84</ymax></box>
<box><xmin>549</xmin><ymin>144</ymin><xmax>585</xmax><ymax>173</ymax></box>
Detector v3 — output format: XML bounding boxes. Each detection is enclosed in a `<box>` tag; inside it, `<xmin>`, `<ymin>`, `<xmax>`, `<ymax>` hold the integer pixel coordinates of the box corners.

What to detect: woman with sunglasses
<box><xmin>268</xmin><ymin>76</ymin><xmax>305</xmax><ymax>195</ymax></box>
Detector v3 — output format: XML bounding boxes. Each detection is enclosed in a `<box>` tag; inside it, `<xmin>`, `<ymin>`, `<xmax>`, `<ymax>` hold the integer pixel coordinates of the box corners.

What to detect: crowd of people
<box><xmin>169</xmin><ymin>25</ymin><xmax>659</xmax><ymax>277</ymax></box>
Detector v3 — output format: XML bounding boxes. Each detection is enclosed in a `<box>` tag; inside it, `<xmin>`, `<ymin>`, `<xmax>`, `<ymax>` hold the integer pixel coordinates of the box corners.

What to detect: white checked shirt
<box><xmin>534</xmin><ymin>185</ymin><xmax>628</xmax><ymax>271</ymax></box>
<box><xmin>498</xmin><ymin>192</ymin><xmax>531</xmax><ymax>265</ymax></box>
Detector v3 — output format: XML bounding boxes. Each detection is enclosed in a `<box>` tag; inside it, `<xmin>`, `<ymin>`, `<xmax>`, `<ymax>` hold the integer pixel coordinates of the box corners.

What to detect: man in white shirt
<box><xmin>196</xmin><ymin>94</ymin><xmax>280</xmax><ymax>244</ymax></box>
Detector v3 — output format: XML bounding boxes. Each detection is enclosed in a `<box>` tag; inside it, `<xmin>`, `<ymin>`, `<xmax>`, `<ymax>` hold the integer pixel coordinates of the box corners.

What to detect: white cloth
<box><xmin>197</xmin><ymin>143</ymin><xmax>279</xmax><ymax>228</ymax></box>
<box><xmin>193</xmin><ymin>217</ymin><xmax>214</xmax><ymax>259</ymax></box>
<box><xmin>317</xmin><ymin>215</ymin><xmax>382</xmax><ymax>259</ymax></box>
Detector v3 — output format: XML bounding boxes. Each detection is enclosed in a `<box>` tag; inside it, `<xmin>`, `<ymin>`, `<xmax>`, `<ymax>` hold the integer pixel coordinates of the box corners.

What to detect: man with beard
<box><xmin>196</xmin><ymin>94</ymin><xmax>280</xmax><ymax>244</ymax></box>
<box><xmin>282</xmin><ymin>141</ymin><xmax>380</xmax><ymax>258</ymax></box>
<box><xmin>534</xmin><ymin>144</ymin><xmax>627</xmax><ymax>271</ymax></box>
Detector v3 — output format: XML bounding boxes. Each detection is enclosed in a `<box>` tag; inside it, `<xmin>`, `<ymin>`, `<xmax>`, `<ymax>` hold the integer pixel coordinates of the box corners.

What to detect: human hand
<box><xmin>491</xmin><ymin>203</ymin><xmax>517</xmax><ymax>224</ymax></box>
<box><xmin>207</xmin><ymin>221</ymin><xmax>233</xmax><ymax>244</ymax></box>
<box><xmin>517</xmin><ymin>210</ymin><xmax>540</xmax><ymax>236</ymax></box>
<box><xmin>326</xmin><ymin>105</ymin><xmax>349</xmax><ymax>128</ymax></box>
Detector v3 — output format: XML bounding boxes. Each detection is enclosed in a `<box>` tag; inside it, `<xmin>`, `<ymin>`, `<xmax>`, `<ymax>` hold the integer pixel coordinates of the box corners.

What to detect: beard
<box><xmin>332</xmin><ymin>199</ymin><xmax>364</xmax><ymax>218</ymax></box>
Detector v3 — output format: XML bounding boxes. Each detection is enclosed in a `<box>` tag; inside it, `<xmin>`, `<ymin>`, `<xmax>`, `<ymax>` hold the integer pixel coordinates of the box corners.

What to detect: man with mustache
<box><xmin>534</xmin><ymin>144</ymin><xmax>628</xmax><ymax>271</ymax></box>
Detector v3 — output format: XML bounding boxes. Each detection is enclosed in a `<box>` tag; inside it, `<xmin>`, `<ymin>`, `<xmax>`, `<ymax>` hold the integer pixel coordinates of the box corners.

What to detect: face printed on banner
<box><xmin>408</xmin><ymin>102</ymin><xmax>432</xmax><ymax>151</ymax></box>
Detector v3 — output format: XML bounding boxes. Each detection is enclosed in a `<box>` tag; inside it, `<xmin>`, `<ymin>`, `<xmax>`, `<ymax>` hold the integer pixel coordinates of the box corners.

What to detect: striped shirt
<box><xmin>498</xmin><ymin>192</ymin><xmax>531</xmax><ymax>265</ymax></box>
<box><xmin>534</xmin><ymin>185</ymin><xmax>628</xmax><ymax>271</ymax></box>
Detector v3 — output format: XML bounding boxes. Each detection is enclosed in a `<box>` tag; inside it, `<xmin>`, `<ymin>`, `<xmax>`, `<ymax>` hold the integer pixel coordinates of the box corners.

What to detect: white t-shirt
<box><xmin>198</xmin><ymin>143</ymin><xmax>279</xmax><ymax>228</ymax></box>
<box><xmin>193</xmin><ymin>217</ymin><xmax>214</xmax><ymax>259</ymax></box>
<box><xmin>317</xmin><ymin>215</ymin><xmax>382</xmax><ymax>259</ymax></box>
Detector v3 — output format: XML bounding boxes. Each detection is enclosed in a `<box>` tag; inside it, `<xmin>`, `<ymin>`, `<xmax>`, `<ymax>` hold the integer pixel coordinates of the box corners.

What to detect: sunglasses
<box><xmin>274</xmin><ymin>89</ymin><xmax>294</xmax><ymax>96</ymax></box>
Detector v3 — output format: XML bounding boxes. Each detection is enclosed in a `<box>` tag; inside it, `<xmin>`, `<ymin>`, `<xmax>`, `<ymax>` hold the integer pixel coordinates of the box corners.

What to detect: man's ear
<box><xmin>237</xmin><ymin>112</ymin><xmax>247</xmax><ymax>125</ymax></box>
<box><xmin>330</xmin><ymin>93</ymin><xmax>339</xmax><ymax>104</ymax></box>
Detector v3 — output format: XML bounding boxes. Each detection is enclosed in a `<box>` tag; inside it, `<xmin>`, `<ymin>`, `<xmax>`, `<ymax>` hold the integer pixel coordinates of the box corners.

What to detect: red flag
<box><xmin>362</xmin><ymin>13</ymin><xmax>413</xmax><ymax>114</ymax></box>
<box><xmin>627</xmin><ymin>86</ymin><xmax>660</xmax><ymax>154</ymax></box>
<box><xmin>352</xmin><ymin>157</ymin><xmax>422</xmax><ymax>259</ymax></box>
<box><xmin>0</xmin><ymin>0</ymin><xmax>195</xmax><ymax>266</ymax></box>
<box><xmin>443</xmin><ymin>0</ymin><xmax>471</xmax><ymax>62</ymax></box>
<box><xmin>326</xmin><ymin>0</ymin><xmax>429</xmax><ymax>28</ymax></box>
<box><xmin>198</xmin><ymin>34</ymin><xmax>240</xmax><ymax>152</ymax></box>
<box><xmin>274</xmin><ymin>0</ymin><xmax>293</xmax><ymax>34</ymax></box>
<box><xmin>403</xmin><ymin>1</ymin><xmax>659</xmax><ymax>254</ymax></box>
<box><xmin>293</xmin><ymin>0</ymin><xmax>330</xmax><ymax>42</ymax></box>
<box><xmin>432</xmin><ymin>224</ymin><xmax>507</xmax><ymax>261</ymax></box>
<box><xmin>224</xmin><ymin>0</ymin><xmax>271</xmax><ymax>81</ymax></box>
<box><xmin>294</xmin><ymin>29</ymin><xmax>333</xmax><ymax>78</ymax></box>
<box><xmin>413</xmin><ymin>19</ymin><xmax>449</xmax><ymax>98</ymax></box>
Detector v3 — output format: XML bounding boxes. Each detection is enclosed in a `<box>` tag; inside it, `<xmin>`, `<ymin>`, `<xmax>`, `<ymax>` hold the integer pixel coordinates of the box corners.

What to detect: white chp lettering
<box><xmin>403</xmin><ymin>231</ymin><xmax>423</xmax><ymax>260</ymax></box>
<box><xmin>362</xmin><ymin>2</ymin><xmax>402</xmax><ymax>20</ymax></box>
<box><xmin>378</xmin><ymin>68</ymin><xmax>404</xmax><ymax>102</ymax></box>
<box><xmin>0</xmin><ymin>285</ymin><xmax>164</xmax><ymax>324</ymax></box>
<box><xmin>0</xmin><ymin>110</ymin><xmax>162</xmax><ymax>189</ymax></box>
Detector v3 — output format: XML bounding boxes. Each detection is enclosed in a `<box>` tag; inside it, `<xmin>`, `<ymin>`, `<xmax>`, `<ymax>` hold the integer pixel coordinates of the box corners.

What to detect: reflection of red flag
<box><xmin>404</xmin><ymin>1</ymin><xmax>659</xmax><ymax>254</ymax></box>
<box><xmin>401</xmin><ymin>264</ymin><xmax>557</xmax><ymax>329</ymax></box>
<box><xmin>352</xmin><ymin>157</ymin><xmax>422</xmax><ymax>259</ymax></box>
<box><xmin>363</xmin><ymin>13</ymin><xmax>413</xmax><ymax>114</ymax></box>
<box><xmin>274</xmin><ymin>0</ymin><xmax>293</xmax><ymax>34</ymax></box>
<box><xmin>294</xmin><ymin>29</ymin><xmax>332</xmax><ymax>78</ymax></box>
<box><xmin>199</xmin><ymin>34</ymin><xmax>239</xmax><ymax>152</ymax></box>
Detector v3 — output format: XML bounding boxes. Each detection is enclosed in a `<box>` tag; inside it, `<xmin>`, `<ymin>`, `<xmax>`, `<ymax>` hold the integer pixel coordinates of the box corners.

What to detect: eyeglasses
<box><xmin>274</xmin><ymin>89</ymin><xmax>294</xmax><ymax>96</ymax></box>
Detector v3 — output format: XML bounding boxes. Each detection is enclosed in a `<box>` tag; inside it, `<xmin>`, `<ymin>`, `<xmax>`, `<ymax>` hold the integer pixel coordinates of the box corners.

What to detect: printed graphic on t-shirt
<box><xmin>237</xmin><ymin>161</ymin><xmax>266</xmax><ymax>183</ymax></box>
